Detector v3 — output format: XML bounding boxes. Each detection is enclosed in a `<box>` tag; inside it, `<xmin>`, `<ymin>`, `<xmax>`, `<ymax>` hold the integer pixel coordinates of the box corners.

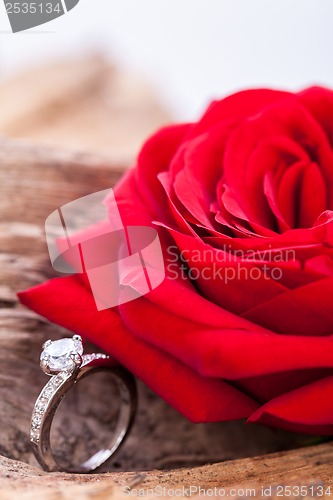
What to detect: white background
<box><xmin>0</xmin><ymin>0</ymin><xmax>331</xmax><ymax>119</ymax></box>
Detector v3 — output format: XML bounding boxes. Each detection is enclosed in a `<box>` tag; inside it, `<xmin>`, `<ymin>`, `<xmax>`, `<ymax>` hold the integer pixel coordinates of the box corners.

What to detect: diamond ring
<box><xmin>30</xmin><ymin>335</ymin><xmax>137</xmax><ymax>473</ymax></box>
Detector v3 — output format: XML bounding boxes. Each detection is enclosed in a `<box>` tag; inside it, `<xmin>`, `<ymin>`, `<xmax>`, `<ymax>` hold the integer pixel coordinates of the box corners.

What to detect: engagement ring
<box><xmin>30</xmin><ymin>335</ymin><xmax>137</xmax><ymax>473</ymax></box>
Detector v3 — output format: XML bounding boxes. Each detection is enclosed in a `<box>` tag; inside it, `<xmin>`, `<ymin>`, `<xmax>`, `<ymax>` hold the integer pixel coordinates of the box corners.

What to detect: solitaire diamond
<box><xmin>40</xmin><ymin>337</ymin><xmax>83</xmax><ymax>373</ymax></box>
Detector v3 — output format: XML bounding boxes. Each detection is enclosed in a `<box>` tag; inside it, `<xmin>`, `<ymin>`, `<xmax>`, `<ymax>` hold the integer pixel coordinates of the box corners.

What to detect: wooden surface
<box><xmin>0</xmin><ymin>138</ymin><xmax>332</xmax><ymax>498</ymax></box>
<box><xmin>0</xmin><ymin>441</ymin><xmax>332</xmax><ymax>499</ymax></box>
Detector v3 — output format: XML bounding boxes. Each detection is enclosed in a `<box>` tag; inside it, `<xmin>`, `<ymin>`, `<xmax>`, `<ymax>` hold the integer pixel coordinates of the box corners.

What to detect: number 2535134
<box><xmin>5</xmin><ymin>3</ymin><xmax>62</xmax><ymax>14</ymax></box>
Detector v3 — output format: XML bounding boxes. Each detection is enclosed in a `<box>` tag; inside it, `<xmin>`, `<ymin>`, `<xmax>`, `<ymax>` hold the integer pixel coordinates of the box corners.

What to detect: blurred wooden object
<box><xmin>0</xmin><ymin>137</ymin><xmax>332</xmax><ymax>498</ymax></box>
<box><xmin>0</xmin><ymin>56</ymin><xmax>170</xmax><ymax>160</ymax></box>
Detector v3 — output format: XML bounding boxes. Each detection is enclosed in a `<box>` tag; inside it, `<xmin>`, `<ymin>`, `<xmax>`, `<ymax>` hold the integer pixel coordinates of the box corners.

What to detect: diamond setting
<box><xmin>40</xmin><ymin>336</ymin><xmax>83</xmax><ymax>374</ymax></box>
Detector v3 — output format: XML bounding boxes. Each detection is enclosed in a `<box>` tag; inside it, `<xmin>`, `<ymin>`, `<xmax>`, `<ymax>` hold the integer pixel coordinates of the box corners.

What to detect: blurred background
<box><xmin>0</xmin><ymin>0</ymin><xmax>331</xmax><ymax>157</ymax></box>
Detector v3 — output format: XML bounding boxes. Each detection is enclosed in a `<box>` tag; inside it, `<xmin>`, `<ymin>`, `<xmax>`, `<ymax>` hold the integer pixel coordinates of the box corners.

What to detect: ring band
<box><xmin>30</xmin><ymin>335</ymin><xmax>137</xmax><ymax>473</ymax></box>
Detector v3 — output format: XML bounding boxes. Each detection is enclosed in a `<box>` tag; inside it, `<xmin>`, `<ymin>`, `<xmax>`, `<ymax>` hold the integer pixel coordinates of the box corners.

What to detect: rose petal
<box><xmin>263</xmin><ymin>171</ymin><xmax>290</xmax><ymax>232</ymax></box>
<box><xmin>136</xmin><ymin>123</ymin><xmax>192</xmax><ymax>216</ymax></box>
<box><xmin>276</xmin><ymin>161</ymin><xmax>306</xmax><ymax>228</ymax></box>
<box><xmin>243</xmin><ymin>277</ymin><xmax>333</xmax><ymax>335</ymax></box>
<box><xmin>167</xmin><ymin>227</ymin><xmax>287</xmax><ymax>314</ymax></box>
<box><xmin>298</xmin><ymin>162</ymin><xmax>327</xmax><ymax>228</ymax></box>
<box><xmin>173</xmin><ymin>127</ymin><xmax>227</xmax><ymax>232</ymax></box>
<box><xmin>299</xmin><ymin>86</ymin><xmax>333</xmax><ymax>147</ymax></box>
<box><xmin>117</xmin><ymin>286</ymin><xmax>333</xmax><ymax>380</ymax></box>
<box><xmin>248</xmin><ymin>375</ymin><xmax>333</xmax><ymax>435</ymax></box>
<box><xmin>238</xmin><ymin>367</ymin><xmax>333</xmax><ymax>403</ymax></box>
<box><xmin>189</xmin><ymin>89</ymin><xmax>292</xmax><ymax>137</ymax></box>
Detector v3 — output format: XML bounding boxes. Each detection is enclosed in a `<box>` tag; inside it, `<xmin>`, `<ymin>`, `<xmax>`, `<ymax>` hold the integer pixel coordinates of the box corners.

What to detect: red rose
<box><xmin>19</xmin><ymin>87</ymin><xmax>333</xmax><ymax>435</ymax></box>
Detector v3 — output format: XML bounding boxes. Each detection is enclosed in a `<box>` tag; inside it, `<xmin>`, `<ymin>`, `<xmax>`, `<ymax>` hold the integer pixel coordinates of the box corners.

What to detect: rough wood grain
<box><xmin>0</xmin><ymin>442</ymin><xmax>332</xmax><ymax>499</ymax></box>
<box><xmin>0</xmin><ymin>138</ymin><xmax>331</xmax><ymax>498</ymax></box>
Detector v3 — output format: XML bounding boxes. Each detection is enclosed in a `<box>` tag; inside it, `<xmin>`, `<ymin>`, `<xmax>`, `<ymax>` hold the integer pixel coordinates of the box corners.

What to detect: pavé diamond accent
<box><xmin>30</xmin><ymin>428</ymin><xmax>39</xmax><ymax>442</ymax></box>
<box><xmin>30</xmin><ymin>367</ymin><xmax>72</xmax><ymax>444</ymax></box>
<box><xmin>82</xmin><ymin>353</ymin><xmax>109</xmax><ymax>365</ymax></box>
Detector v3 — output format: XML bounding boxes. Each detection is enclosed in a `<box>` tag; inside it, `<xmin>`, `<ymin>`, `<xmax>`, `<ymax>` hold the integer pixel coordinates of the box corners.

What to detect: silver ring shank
<box><xmin>30</xmin><ymin>356</ymin><xmax>137</xmax><ymax>473</ymax></box>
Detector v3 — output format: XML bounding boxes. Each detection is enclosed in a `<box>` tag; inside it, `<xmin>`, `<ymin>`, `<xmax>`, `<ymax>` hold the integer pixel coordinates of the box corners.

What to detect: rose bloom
<box><xmin>19</xmin><ymin>87</ymin><xmax>333</xmax><ymax>435</ymax></box>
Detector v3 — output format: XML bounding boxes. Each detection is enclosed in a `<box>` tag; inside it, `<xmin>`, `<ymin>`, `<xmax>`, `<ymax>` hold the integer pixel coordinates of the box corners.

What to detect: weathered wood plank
<box><xmin>0</xmin><ymin>442</ymin><xmax>332</xmax><ymax>498</ymax></box>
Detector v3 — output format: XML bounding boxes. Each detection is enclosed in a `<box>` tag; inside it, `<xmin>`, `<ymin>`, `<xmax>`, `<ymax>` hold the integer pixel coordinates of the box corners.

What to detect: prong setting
<box><xmin>70</xmin><ymin>352</ymin><xmax>82</xmax><ymax>367</ymax></box>
<box><xmin>40</xmin><ymin>336</ymin><xmax>84</xmax><ymax>374</ymax></box>
<box><xmin>40</xmin><ymin>356</ymin><xmax>53</xmax><ymax>376</ymax></box>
